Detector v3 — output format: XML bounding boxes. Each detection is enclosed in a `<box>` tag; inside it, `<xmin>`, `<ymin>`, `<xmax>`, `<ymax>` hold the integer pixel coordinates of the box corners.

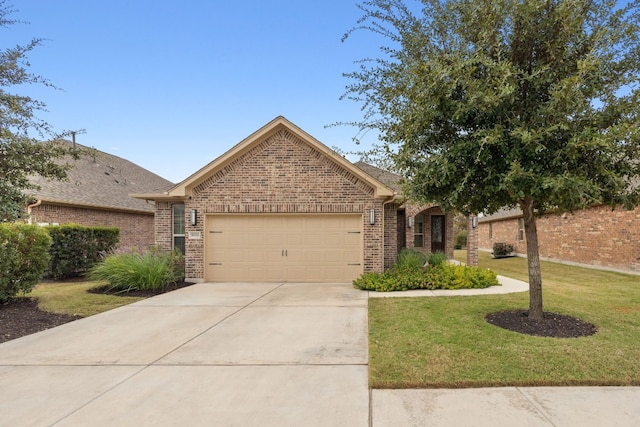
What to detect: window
<box><xmin>413</xmin><ymin>214</ymin><xmax>424</xmax><ymax>247</ymax></box>
<box><xmin>518</xmin><ymin>218</ymin><xmax>524</xmax><ymax>241</ymax></box>
<box><xmin>173</xmin><ymin>204</ymin><xmax>185</xmax><ymax>254</ymax></box>
<box><xmin>489</xmin><ymin>223</ymin><xmax>493</xmax><ymax>240</ymax></box>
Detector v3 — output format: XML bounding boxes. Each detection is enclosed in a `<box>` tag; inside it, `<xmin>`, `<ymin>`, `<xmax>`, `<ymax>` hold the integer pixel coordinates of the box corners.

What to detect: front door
<box><xmin>431</xmin><ymin>215</ymin><xmax>445</xmax><ymax>253</ymax></box>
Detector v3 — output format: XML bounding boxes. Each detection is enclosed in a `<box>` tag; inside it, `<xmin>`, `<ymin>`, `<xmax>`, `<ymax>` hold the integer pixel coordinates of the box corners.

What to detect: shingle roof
<box><xmin>354</xmin><ymin>161</ymin><xmax>403</xmax><ymax>193</ymax></box>
<box><xmin>28</xmin><ymin>141</ymin><xmax>173</xmax><ymax>213</ymax></box>
<box><xmin>478</xmin><ymin>207</ymin><xmax>523</xmax><ymax>223</ymax></box>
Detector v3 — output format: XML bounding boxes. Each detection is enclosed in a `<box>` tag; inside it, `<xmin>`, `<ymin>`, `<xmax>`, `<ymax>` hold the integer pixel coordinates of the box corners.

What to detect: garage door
<box><xmin>205</xmin><ymin>214</ymin><xmax>362</xmax><ymax>282</ymax></box>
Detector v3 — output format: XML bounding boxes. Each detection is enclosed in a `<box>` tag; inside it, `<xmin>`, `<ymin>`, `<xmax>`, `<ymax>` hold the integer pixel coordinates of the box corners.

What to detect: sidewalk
<box><xmin>372</xmin><ymin>386</ymin><xmax>640</xmax><ymax>426</ymax></box>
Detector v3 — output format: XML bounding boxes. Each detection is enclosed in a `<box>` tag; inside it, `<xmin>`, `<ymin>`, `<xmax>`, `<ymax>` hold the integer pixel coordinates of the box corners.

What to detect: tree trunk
<box><xmin>520</xmin><ymin>197</ymin><xmax>544</xmax><ymax>320</ymax></box>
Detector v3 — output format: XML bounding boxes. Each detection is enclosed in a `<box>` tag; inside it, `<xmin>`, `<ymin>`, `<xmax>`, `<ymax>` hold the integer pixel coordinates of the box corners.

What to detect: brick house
<box><xmin>27</xmin><ymin>141</ymin><xmax>173</xmax><ymax>251</ymax></box>
<box><xmin>134</xmin><ymin>116</ymin><xmax>454</xmax><ymax>283</ymax></box>
<box><xmin>478</xmin><ymin>206</ymin><xmax>640</xmax><ymax>273</ymax></box>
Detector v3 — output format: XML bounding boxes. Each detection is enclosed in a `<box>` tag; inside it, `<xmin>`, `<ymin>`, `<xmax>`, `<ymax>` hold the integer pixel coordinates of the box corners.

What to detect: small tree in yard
<box><xmin>0</xmin><ymin>1</ymin><xmax>79</xmax><ymax>222</ymax></box>
<box><xmin>343</xmin><ymin>0</ymin><xmax>640</xmax><ymax>319</ymax></box>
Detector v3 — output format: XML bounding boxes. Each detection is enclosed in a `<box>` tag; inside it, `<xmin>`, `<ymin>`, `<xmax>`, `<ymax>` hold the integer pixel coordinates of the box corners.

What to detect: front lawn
<box><xmin>29</xmin><ymin>281</ymin><xmax>144</xmax><ymax>317</ymax></box>
<box><xmin>369</xmin><ymin>251</ymin><xmax>640</xmax><ymax>388</ymax></box>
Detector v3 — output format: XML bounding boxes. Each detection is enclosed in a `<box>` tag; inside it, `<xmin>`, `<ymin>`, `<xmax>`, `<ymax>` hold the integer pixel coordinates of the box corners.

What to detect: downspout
<box><xmin>26</xmin><ymin>199</ymin><xmax>42</xmax><ymax>225</ymax></box>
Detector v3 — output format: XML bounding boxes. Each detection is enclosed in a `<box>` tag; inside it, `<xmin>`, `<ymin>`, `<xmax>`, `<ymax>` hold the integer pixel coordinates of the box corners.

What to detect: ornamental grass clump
<box><xmin>89</xmin><ymin>248</ymin><xmax>183</xmax><ymax>292</ymax></box>
<box><xmin>396</xmin><ymin>248</ymin><xmax>427</xmax><ymax>269</ymax></box>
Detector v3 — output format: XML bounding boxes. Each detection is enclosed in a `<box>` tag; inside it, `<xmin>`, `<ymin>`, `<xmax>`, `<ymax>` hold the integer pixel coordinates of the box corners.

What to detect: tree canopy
<box><xmin>343</xmin><ymin>0</ymin><xmax>640</xmax><ymax>318</ymax></box>
<box><xmin>0</xmin><ymin>1</ymin><xmax>78</xmax><ymax>222</ymax></box>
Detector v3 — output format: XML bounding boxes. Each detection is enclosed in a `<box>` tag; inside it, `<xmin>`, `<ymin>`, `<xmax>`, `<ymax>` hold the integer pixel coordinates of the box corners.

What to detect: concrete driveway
<box><xmin>0</xmin><ymin>283</ymin><xmax>369</xmax><ymax>426</ymax></box>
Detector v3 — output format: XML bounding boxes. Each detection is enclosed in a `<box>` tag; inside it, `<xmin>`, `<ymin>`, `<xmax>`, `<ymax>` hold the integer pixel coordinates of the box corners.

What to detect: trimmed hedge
<box><xmin>47</xmin><ymin>224</ymin><xmax>119</xmax><ymax>279</ymax></box>
<box><xmin>0</xmin><ymin>224</ymin><xmax>52</xmax><ymax>303</ymax></box>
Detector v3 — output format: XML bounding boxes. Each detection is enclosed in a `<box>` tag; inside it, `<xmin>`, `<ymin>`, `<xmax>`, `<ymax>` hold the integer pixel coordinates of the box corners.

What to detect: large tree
<box><xmin>343</xmin><ymin>0</ymin><xmax>640</xmax><ymax>319</ymax></box>
<box><xmin>0</xmin><ymin>1</ymin><xmax>78</xmax><ymax>222</ymax></box>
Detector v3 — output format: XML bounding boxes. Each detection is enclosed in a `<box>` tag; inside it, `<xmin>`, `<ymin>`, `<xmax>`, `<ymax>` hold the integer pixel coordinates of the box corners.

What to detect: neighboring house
<box><xmin>478</xmin><ymin>205</ymin><xmax>640</xmax><ymax>273</ymax></box>
<box><xmin>133</xmin><ymin>116</ymin><xmax>454</xmax><ymax>283</ymax></box>
<box><xmin>27</xmin><ymin>141</ymin><xmax>173</xmax><ymax>251</ymax></box>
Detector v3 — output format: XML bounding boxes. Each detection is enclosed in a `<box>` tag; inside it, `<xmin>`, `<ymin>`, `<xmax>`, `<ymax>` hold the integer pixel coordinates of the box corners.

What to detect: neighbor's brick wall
<box><xmin>182</xmin><ymin>129</ymin><xmax>388</xmax><ymax>281</ymax></box>
<box><xmin>30</xmin><ymin>203</ymin><xmax>155</xmax><ymax>251</ymax></box>
<box><xmin>478</xmin><ymin>205</ymin><xmax>640</xmax><ymax>272</ymax></box>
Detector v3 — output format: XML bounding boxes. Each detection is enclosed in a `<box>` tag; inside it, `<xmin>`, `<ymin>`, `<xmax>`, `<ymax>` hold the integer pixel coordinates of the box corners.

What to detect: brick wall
<box><xmin>404</xmin><ymin>203</ymin><xmax>455</xmax><ymax>259</ymax></box>
<box><xmin>173</xmin><ymin>129</ymin><xmax>391</xmax><ymax>281</ymax></box>
<box><xmin>154</xmin><ymin>201</ymin><xmax>173</xmax><ymax>252</ymax></box>
<box><xmin>384</xmin><ymin>203</ymin><xmax>399</xmax><ymax>268</ymax></box>
<box><xmin>30</xmin><ymin>203</ymin><xmax>155</xmax><ymax>251</ymax></box>
<box><xmin>478</xmin><ymin>205</ymin><xmax>640</xmax><ymax>273</ymax></box>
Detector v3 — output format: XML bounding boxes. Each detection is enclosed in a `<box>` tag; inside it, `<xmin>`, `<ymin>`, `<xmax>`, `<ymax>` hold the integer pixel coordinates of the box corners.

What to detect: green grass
<box><xmin>28</xmin><ymin>281</ymin><xmax>143</xmax><ymax>317</ymax></box>
<box><xmin>369</xmin><ymin>250</ymin><xmax>640</xmax><ymax>388</ymax></box>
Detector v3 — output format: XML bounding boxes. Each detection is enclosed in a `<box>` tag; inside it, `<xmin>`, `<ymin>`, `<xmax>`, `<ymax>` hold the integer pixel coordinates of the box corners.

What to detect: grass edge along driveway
<box><xmin>369</xmin><ymin>251</ymin><xmax>640</xmax><ymax>388</ymax></box>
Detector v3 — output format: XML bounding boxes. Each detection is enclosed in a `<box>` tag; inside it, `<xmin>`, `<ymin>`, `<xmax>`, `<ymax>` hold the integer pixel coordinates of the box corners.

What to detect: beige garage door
<box><xmin>205</xmin><ymin>214</ymin><xmax>362</xmax><ymax>282</ymax></box>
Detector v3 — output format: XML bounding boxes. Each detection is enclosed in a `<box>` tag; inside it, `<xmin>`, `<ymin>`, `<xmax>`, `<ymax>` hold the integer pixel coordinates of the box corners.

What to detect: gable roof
<box><xmin>28</xmin><ymin>141</ymin><xmax>173</xmax><ymax>213</ymax></box>
<box><xmin>133</xmin><ymin>116</ymin><xmax>396</xmax><ymax>201</ymax></box>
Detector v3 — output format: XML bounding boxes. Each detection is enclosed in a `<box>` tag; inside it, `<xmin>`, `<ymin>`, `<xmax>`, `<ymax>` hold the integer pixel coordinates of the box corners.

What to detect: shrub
<box><xmin>353</xmin><ymin>263</ymin><xmax>499</xmax><ymax>292</ymax></box>
<box><xmin>397</xmin><ymin>248</ymin><xmax>427</xmax><ymax>269</ymax></box>
<box><xmin>89</xmin><ymin>248</ymin><xmax>183</xmax><ymax>292</ymax></box>
<box><xmin>426</xmin><ymin>251</ymin><xmax>448</xmax><ymax>267</ymax></box>
<box><xmin>454</xmin><ymin>230</ymin><xmax>467</xmax><ymax>249</ymax></box>
<box><xmin>47</xmin><ymin>225</ymin><xmax>119</xmax><ymax>279</ymax></box>
<box><xmin>0</xmin><ymin>224</ymin><xmax>52</xmax><ymax>303</ymax></box>
<box><xmin>424</xmin><ymin>263</ymin><xmax>499</xmax><ymax>290</ymax></box>
<box><xmin>492</xmin><ymin>242</ymin><xmax>514</xmax><ymax>258</ymax></box>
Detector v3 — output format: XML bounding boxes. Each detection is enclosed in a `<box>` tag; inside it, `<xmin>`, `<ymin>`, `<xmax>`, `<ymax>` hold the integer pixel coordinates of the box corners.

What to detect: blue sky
<box><xmin>6</xmin><ymin>1</ymin><xmax>383</xmax><ymax>183</ymax></box>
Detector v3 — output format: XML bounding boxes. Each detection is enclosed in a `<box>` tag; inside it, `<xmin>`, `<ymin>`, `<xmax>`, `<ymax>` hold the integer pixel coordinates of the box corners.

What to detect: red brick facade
<box><xmin>403</xmin><ymin>204</ymin><xmax>455</xmax><ymax>259</ymax></box>
<box><xmin>145</xmin><ymin>117</ymin><xmax>457</xmax><ymax>282</ymax></box>
<box><xmin>30</xmin><ymin>203</ymin><xmax>155</xmax><ymax>252</ymax></box>
<box><xmin>478</xmin><ymin>205</ymin><xmax>640</xmax><ymax>273</ymax></box>
<box><xmin>154</xmin><ymin>128</ymin><xmax>395</xmax><ymax>281</ymax></box>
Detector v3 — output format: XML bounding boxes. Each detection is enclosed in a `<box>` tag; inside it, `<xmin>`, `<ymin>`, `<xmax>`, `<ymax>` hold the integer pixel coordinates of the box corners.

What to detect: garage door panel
<box><xmin>205</xmin><ymin>214</ymin><xmax>362</xmax><ymax>282</ymax></box>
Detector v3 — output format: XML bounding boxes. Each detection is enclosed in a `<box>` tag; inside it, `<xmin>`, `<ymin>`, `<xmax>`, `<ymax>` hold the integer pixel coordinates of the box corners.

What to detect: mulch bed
<box><xmin>0</xmin><ymin>299</ymin><xmax>82</xmax><ymax>344</ymax></box>
<box><xmin>0</xmin><ymin>282</ymin><xmax>193</xmax><ymax>344</ymax></box>
<box><xmin>485</xmin><ymin>310</ymin><xmax>598</xmax><ymax>338</ymax></box>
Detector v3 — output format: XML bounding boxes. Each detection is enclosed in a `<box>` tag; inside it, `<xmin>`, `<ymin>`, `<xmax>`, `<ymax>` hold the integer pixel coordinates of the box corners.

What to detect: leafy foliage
<box><xmin>492</xmin><ymin>242</ymin><xmax>515</xmax><ymax>258</ymax></box>
<box><xmin>46</xmin><ymin>225</ymin><xmax>119</xmax><ymax>279</ymax></box>
<box><xmin>344</xmin><ymin>0</ymin><xmax>640</xmax><ymax>318</ymax></box>
<box><xmin>0</xmin><ymin>1</ymin><xmax>79</xmax><ymax>221</ymax></box>
<box><xmin>454</xmin><ymin>229</ymin><xmax>467</xmax><ymax>249</ymax></box>
<box><xmin>88</xmin><ymin>249</ymin><xmax>184</xmax><ymax>292</ymax></box>
<box><xmin>353</xmin><ymin>263</ymin><xmax>499</xmax><ymax>292</ymax></box>
<box><xmin>0</xmin><ymin>223</ymin><xmax>51</xmax><ymax>302</ymax></box>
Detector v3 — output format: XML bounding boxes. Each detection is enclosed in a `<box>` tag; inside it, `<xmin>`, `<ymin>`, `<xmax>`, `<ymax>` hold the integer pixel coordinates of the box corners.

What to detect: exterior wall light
<box><xmin>408</xmin><ymin>216</ymin><xmax>413</xmax><ymax>228</ymax></box>
<box><xmin>369</xmin><ymin>208</ymin><xmax>376</xmax><ymax>225</ymax></box>
<box><xmin>471</xmin><ymin>215</ymin><xmax>478</xmax><ymax>229</ymax></box>
<box><xmin>190</xmin><ymin>209</ymin><xmax>198</xmax><ymax>226</ymax></box>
